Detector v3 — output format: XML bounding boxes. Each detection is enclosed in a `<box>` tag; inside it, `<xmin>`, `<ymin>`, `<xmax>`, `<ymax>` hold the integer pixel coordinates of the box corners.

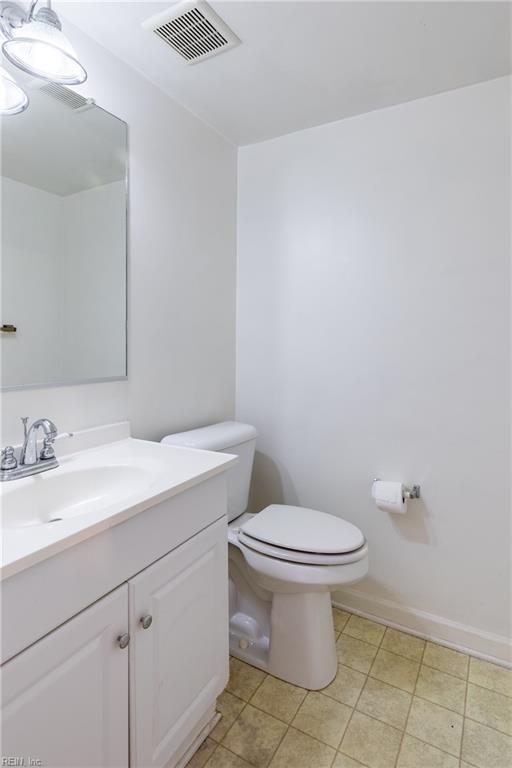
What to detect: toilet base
<box><xmin>228</xmin><ymin>589</ymin><xmax>337</xmax><ymax>689</ymax></box>
<box><xmin>268</xmin><ymin>591</ymin><xmax>337</xmax><ymax>689</ymax></box>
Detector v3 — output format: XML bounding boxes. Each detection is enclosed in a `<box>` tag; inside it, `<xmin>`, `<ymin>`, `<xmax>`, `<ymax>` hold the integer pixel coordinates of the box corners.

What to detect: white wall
<box><xmin>237</xmin><ymin>77</ymin><xmax>511</xmax><ymax>661</ymax></box>
<box><xmin>1</xmin><ymin>20</ymin><xmax>237</xmax><ymax>445</ymax></box>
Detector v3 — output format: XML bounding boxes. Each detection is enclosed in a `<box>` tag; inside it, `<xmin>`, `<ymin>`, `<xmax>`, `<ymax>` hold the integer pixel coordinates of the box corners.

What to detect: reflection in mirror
<box><xmin>1</xmin><ymin>83</ymin><xmax>127</xmax><ymax>389</ymax></box>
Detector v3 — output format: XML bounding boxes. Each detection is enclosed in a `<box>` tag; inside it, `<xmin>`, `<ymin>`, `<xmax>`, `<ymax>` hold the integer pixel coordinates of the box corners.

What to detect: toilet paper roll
<box><xmin>371</xmin><ymin>480</ymin><xmax>407</xmax><ymax>514</ymax></box>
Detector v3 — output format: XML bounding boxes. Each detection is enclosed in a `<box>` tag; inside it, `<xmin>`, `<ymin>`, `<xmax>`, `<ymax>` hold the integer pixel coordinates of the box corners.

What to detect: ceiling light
<box><xmin>0</xmin><ymin>64</ymin><xmax>28</xmax><ymax>114</ymax></box>
<box><xmin>0</xmin><ymin>1</ymin><xmax>86</xmax><ymax>85</ymax></box>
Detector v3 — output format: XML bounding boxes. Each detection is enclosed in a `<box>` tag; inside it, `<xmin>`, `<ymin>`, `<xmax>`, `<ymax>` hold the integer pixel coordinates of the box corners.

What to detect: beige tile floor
<box><xmin>187</xmin><ymin>609</ymin><xmax>512</xmax><ymax>768</ymax></box>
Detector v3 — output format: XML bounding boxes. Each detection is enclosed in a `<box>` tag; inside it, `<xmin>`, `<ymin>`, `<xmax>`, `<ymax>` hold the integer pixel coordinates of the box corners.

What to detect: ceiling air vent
<box><xmin>142</xmin><ymin>0</ymin><xmax>240</xmax><ymax>64</ymax></box>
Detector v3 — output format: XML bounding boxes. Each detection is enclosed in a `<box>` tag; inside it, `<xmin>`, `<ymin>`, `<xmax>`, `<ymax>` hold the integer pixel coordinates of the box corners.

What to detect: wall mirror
<box><xmin>1</xmin><ymin>82</ymin><xmax>127</xmax><ymax>390</ymax></box>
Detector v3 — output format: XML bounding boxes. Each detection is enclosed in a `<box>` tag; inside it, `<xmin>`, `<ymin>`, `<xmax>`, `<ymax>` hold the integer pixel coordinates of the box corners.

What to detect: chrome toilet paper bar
<box><xmin>373</xmin><ymin>479</ymin><xmax>421</xmax><ymax>500</ymax></box>
<box><xmin>403</xmin><ymin>485</ymin><xmax>421</xmax><ymax>500</ymax></box>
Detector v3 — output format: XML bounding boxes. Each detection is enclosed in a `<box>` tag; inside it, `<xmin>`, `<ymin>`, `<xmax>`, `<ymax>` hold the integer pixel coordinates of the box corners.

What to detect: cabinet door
<box><xmin>129</xmin><ymin>519</ymin><xmax>228</xmax><ymax>768</ymax></box>
<box><xmin>1</xmin><ymin>585</ymin><xmax>129</xmax><ymax>768</ymax></box>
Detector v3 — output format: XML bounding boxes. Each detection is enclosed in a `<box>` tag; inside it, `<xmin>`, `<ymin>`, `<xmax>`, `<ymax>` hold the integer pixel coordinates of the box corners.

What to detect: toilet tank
<box><xmin>161</xmin><ymin>422</ymin><xmax>258</xmax><ymax>522</ymax></box>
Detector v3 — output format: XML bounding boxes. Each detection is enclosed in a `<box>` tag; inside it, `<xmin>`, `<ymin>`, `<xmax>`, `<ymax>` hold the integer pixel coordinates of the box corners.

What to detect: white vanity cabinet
<box><xmin>1</xmin><ymin>517</ymin><xmax>229</xmax><ymax>768</ymax></box>
<box><xmin>129</xmin><ymin>519</ymin><xmax>228</xmax><ymax>768</ymax></box>
<box><xmin>1</xmin><ymin>586</ymin><xmax>129</xmax><ymax>768</ymax></box>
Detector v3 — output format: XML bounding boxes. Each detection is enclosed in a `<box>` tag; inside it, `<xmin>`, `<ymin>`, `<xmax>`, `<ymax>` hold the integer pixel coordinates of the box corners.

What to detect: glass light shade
<box><xmin>0</xmin><ymin>66</ymin><xmax>28</xmax><ymax>115</ymax></box>
<box><xmin>2</xmin><ymin>19</ymin><xmax>86</xmax><ymax>84</ymax></box>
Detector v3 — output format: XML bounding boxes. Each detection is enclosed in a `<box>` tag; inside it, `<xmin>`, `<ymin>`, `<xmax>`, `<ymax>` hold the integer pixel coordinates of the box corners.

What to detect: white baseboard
<box><xmin>333</xmin><ymin>587</ymin><xmax>512</xmax><ymax>669</ymax></box>
<box><xmin>173</xmin><ymin>707</ymin><xmax>219</xmax><ymax>768</ymax></box>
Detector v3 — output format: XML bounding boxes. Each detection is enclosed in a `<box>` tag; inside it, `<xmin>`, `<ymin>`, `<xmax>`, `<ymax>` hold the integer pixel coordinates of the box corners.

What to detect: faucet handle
<box><xmin>21</xmin><ymin>416</ymin><xmax>29</xmax><ymax>440</ymax></box>
<box><xmin>1</xmin><ymin>446</ymin><xmax>18</xmax><ymax>471</ymax></box>
<box><xmin>40</xmin><ymin>436</ymin><xmax>56</xmax><ymax>461</ymax></box>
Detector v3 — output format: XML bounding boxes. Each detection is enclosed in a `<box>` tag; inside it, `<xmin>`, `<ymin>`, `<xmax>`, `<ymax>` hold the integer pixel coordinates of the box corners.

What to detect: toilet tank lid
<box><xmin>161</xmin><ymin>421</ymin><xmax>258</xmax><ymax>451</ymax></box>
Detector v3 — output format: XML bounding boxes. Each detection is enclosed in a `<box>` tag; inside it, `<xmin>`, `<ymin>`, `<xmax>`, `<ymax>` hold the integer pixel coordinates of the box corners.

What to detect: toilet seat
<box><xmin>237</xmin><ymin>531</ymin><xmax>367</xmax><ymax>565</ymax></box>
<box><xmin>239</xmin><ymin>504</ymin><xmax>365</xmax><ymax>564</ymax></box>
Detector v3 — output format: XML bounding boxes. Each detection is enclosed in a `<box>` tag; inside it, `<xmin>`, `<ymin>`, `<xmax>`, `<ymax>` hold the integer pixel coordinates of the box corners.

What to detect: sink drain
<box><xmin>48</xmin><ymin>517</ymin><xmax>63</xmax><ymax>523</ymax></box>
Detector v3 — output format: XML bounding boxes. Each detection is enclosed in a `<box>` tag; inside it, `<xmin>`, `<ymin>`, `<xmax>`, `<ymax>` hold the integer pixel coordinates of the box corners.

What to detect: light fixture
<box><xmin>0</xmin><ymin>1</ymin><xmax>86</xmax><ymax>85</ymax></box>
<box><xmin>0</xmin><ymin>63</ymin><xmax>27</xmax><ymax>113</ymax></box>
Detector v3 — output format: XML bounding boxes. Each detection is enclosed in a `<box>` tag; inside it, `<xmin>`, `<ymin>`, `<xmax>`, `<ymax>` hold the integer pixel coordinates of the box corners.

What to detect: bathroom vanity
<box><xmin>0</xmin><ymin>424</ymin><xmax>236</xmax><ymax>768</ymax></box>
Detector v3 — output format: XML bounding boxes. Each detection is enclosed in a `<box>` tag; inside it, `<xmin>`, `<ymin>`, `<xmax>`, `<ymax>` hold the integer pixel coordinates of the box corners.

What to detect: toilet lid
<box><xmin>240</xmin><ymin>504</ymin><xmax>365</xmax><ymax>555</ymax></box>
<box><xmin>237</xmin><ymin>532</ymin><xmax>368</xmax><ymax>565</ymax></box>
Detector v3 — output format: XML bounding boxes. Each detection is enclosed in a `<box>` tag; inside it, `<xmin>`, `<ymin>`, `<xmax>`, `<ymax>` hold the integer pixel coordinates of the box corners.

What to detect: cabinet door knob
<box><xmin>117</xmin><ymin>632</ymin><xmax>130</xmax><ymax>649</ymax></box>
<box><xmin>140</xmin><ymin>614</ymin><xmax>153</xmax><ymax>630</ymax></box>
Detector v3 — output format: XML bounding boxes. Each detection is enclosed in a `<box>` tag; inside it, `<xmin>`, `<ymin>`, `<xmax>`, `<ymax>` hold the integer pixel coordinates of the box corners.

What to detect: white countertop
<box><xmin>0</xmin><ymin>437</ymin><xmax>236</xmax><ymax>581</ymax></box>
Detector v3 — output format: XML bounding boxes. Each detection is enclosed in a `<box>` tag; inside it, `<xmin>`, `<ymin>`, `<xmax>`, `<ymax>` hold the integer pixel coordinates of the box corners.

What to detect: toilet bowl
<box><xmin>162</xmin><ymin>422</ymin><xmax>368</xmax><ymax>689</ymax></box>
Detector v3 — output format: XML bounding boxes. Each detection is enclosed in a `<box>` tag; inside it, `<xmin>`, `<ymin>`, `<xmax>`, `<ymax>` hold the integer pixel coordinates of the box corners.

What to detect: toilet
<box><xmin>162</xmin><ymin>422</ymin><xmax>368</xmax><ymax>689</ymax></box>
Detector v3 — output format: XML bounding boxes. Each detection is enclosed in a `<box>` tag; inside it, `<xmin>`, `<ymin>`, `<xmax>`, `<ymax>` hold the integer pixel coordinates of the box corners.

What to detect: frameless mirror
<box><xmin>1</xmin><ymin>82</ymin><xmax>127</xmax><ymax>389</ymax></box>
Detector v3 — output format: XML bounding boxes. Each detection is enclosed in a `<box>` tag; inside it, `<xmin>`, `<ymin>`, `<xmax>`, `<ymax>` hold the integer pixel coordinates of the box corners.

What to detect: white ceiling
<box><xmin>59</xmin><ymin>1</ymin><xmax>511</xmax><ymax>146</ymax></box>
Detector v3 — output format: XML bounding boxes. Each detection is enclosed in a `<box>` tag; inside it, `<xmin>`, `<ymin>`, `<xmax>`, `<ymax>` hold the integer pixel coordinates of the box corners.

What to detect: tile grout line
<box><xmin>335</xmin><ymin>615</ymin><xmax>387</xmax><ymax>763</ymax></box>
<box><xmin>463</xmin><ymin>677</ymin><xmax>512</xmax><ymax>699</ymax></box>
<box><xmin>341</xmin><ymin>618</ymin><xmax>480</xmax><ymax>685</ymax></box>
<box><xmin>211</xmin><ymin>698</ymin><xmax>249</xmax><ymax>763</ymax></box>
<box><xmin>215</xmin><ymin>676</ymin><xmax>279</xmax><ymax>768</ymax></box>
<box><xmin>287</xmin><ymin>676</ymin><xmax>348</xmax><ymax>762</ymax></box>
<box><xmin>249</xmin><ymin>696</ymin><xmax>306</xmax><ymax>728</ymax></box>
<box><xmin>213</xmin><ymin>740</ymin><xmax>255</xmax><ymax>766</ymax></box>
<box><xmin>356</xmin><ymin>669</ymin><xmax>464</xmax><ymax>712</ymax></box>
<box><xmin>393</xmin><ymin>730</ymin><xmax>464</xmax><ymax>764</ymax></box>
<box><xmin>405</xmin><ymin>692</ymin><xmax>464</xmax><ymax>717</ymax></box>
<box><xmin>215</xmin><ymin>668</ymin><xmax>268</xmax><ymax>765</ymax></box>
<box><xmin>248</xmin><ymin>670</ymin><xmax>303</xmax><ymax>767</ymax></box>
<box><xmin>334</xmin><ymin>702</ymin><xmax>468</xmax><ymax>764</ymax></box>
<box><xmin>206</xmin><ymin>689</ymin><xmax>251</xmax><ymax>767</ymax></box>
<box><xmin>459</xmin><ymin>654</ymin><xmax>470</xmax><ymax>768</ymax></box>
<box><xmin>392</xmin><ymin>632</ymin><xmax>427</xmax><ymax>768</ymax></box>
<box><xmin>286</xmin><ymin>722</ymin><xmax>342</xmax><ymax>752</ymax></box>
<box><xmin>227</xmin><ymin>670</ymin><xmax>297</xmax><ymax>768</ymax></box>
<box><xmin>463</xmin><ymin>713</ymin><xmax>512</xmax><ymax>739</ymax></box>
<box><xmin>332</xmin><ymin>614</ymin><xmax>367</xmax><ymax>763</ymax></box>
<box><xmin>418</xmin><ymin>660</ymin><xmax>469</xmax><ymax>683</ymax></box>
<box><xmin>275</xmin><ymin>724</ymin><xmax>342</xmax><ymax>767</ymax></box>
<box><xmin>331</xmin><ymin>617</ymin><xmax>366</xmax><ymax>760</ymax></box>
<box><xmin>265</xmin><ymin>717</ymin><xmax>290</xmax><ymax>767</ymax></box>
<box><xmin>206</xmin><ymin>734</ymin><xmax>251</xmax><ymax>767</ymax></box>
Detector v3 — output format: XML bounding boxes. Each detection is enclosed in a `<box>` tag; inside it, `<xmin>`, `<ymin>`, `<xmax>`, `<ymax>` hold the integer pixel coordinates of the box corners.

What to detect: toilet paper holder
<box><xmin>373</xmin><ymin>479</ymin><xmax>421</xmax><ymax>500</ymax></box>
<box><xmin>404</xmin><ymin>484</ymin><xmax>421</xmax><ymax>500</ymax></box>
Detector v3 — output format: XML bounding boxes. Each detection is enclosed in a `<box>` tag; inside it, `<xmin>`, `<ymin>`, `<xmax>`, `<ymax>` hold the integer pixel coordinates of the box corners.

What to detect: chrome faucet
<box><xmin>1</xmin><ymin>417</ymin><xmax>60</xmax><ymax>481</ymax></box>
<box><xmin>20</xmin><ymin>417</ymin><xmax>58</xmax><ymax>465</ymax></box>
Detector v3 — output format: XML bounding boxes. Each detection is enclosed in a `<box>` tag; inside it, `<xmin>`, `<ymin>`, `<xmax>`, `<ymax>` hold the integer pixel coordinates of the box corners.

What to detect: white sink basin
<box><xmin>0</xmin><ymin>435</ymin><xmax>237</xmax><ymax>580</ymax></box>
<box><xmin>2</xmin><ymin>465</ymin><xmax>154</xmax><ymax>529</ymax></box>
